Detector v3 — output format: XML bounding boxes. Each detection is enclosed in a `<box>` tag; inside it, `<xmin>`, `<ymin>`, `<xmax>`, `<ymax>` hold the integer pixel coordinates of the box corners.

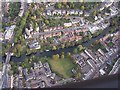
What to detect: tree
<box><xmin>66</xmin><ymin>5</ymin><xmax>69</xmax><ymax>9</ymax></box>
<box><xmin>35</xmin><ymin>9</ymin><xmax>40</xmax><ymax>17</ymax></box>
<box><xmin>81</xmin><ymin>5</ymin><xmax>85</xmax><ymax>10</ymax></box>
<box><xmin>52</xmin><ymin>54</ymin><xmax>59</xmax><ymax>60</ymax></box>
<box><xmin>78</xmin><ymin>40</ymin><xmax>82</xmax><ymax>44</ymax></box>
<box><xmin>56</xmin><ymin>54</ymin><xmax>60</xmax><ymax>59</ymax></box>
<box><xmin>57</xmin><ymin>3</ymin><xmax>62</xmax><ymax>9</ymax></box>
<box><xmin>45</xmin><ymin>19</ymin><xmax>49</xmax><ymax>25</ymax></box>
<box><xmin>78</xmin><ymin>45</ymin><xmax>83</xmax><ymax>52</ymax></box>
<box><xmin>93</xmin><ymin>10</ymin><xmax>97</xmax><ymax>16</ymax></box>
<box><xmin>109</xmin><ymin>28</ymin><xmax>115</xmax><ymax>33</ymax></box>
<box><xmin>61</xmin><ymin>54</ymin><xmax>64</xmax><ymax>59</ymax></box>
<box><xmin>73</xmin><ymin>48</ymin><xmax>78</xmax><ymax>54</ymax></box>
<box><xmin>0</xmin><ymin>62</ymin><xmax>3</xmax><ymax>70</ymax></box>
<box><xmin>61</xmin><ymin>52</ymin><xmax>64</xmax><ymax>55</ymax></box>
<box><xmin>88</xmin><ymin>33</ymin><xmax>92</xmax><ymax>39</ymax></box>
<box><xmin>40</xmin><ymin>7</ymin><xmax>44</xmax><ymax>12</ymax></box>
<box><xmin>52</xmin><ymin>46</ymin><xmax>57</xmax><ymax>50</ymax></box>
<box><xmin>67</xmin><ymin>52</ymin><xmax>71</xmax><ymax>58</ymax></box>
<box><xmin>61</xmin><ymin>44</ymin><xmax>65</xmax><ymax>49</ymax></box>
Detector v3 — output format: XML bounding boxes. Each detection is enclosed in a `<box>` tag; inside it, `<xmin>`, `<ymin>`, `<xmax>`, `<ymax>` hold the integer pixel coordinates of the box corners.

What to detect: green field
<box><xmin>47</xmin><ymin>58</ymin><xmax>76</xmax><ymax>79</ymax></box>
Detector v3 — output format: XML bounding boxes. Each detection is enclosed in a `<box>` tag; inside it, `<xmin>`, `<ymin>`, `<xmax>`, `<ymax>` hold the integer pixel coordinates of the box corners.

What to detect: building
<box><xmin>0</xmin><ymin>32</ymin><xmax>3</xmax><ymax>41</ymax></box>
<box><xmin>64</xmin><ymin>23</ymin><xmax>72</xmax><ymax>27</ymax></box>
<box><xmin>110</xmin><ymin>6</ymin><xmax>118</xmax><ymax>16</ymax></box>
<box><xmin>8</xmin><ymin>76</ymin><xmax>13</xmax><ymax>88</ymax></box>
<box><xmin>43</xmin><ymin>62</ymin><xmax>52</xmax><ymax>77</ymax></box>
<box><xmin>88</xmin><ymin>25</ymin><xmax>99</xmax><ymax>34</ymax></box>
<box><xmin>4</xmin><ymin>2</ymin><xmax>10</xmax><ymax>13</ymax></box>
<box><xmin>28</xmin><ymin>41</ymin><xmax>41</xmax><ymax>50</ymax></box>
<box><xmin>18</xmin><ymin>66</ymin><xmax>23</xmax><ymax>77</ymax></box>
<box><xmin>46</xmin><ymin>10</ymin><xmax>52</xmax><ymax>16</ymax></box>
<box><xmin>19</xmin><ymin>9</ymin><xmax>24</xmax><ymax>17</ymax></box>
<box><xmin>84</xmin><ymin>49</ymin><xmax>96</xmax><ymax>61</ymax></box>
<box><xmin>4</xmin><ymin>25</ymin><xmax>16</xmax><ymax>41</ymax></box>
<box><xmin>83</xmin><ymin>69</ymin><xmax>93</xmax><ymax>80</ymax></box>
<box><xmin>99</xmin><ymin>69</ymin><xmax>106</xmax><ymax>75</ymax></box>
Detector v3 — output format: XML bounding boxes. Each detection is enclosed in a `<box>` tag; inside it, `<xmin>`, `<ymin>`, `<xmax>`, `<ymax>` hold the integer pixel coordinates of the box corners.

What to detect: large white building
<box><xmin>4</xmin><ymin>25</ymin><xmax>16</xmax><ymax>41</ymax></box>
<box><xmin>88</xmin><ymin>25</ymin><xmax>99</xmax><ymax>34</ymax></box>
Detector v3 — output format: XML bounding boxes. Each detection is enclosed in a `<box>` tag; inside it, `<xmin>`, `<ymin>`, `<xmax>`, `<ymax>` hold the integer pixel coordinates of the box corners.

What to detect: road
<box><xmin>99</xmin><ymin>49</ymin><xmax>120</xmax><ymax>69</ymax></box>
<box><xmin>0</xmin><ymin>1</ymin><xmax>28</xmax><ymax>85</ymax></box>
<box><xmin>34</xmin><ymin>1</ymin><xmax>120</xmax><ymax>38</ymax></box>
<box><xmin>109</xmin><ymin>58</ymin><xmax>120</xmax><ymax>75</ymax></box>
<box><xmin>33</xmin><ymin>9</ymin><xmax>118</xmax><ymax>39</ymax></box>
<box><xmin>0</xmin><ymin>52</ymin><xmax>12</xmax><ymax>88</ymax></box>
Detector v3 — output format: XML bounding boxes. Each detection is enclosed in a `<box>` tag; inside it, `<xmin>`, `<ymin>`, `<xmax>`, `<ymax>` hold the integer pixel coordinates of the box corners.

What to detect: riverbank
<box><xmin>4</xmin><ymin>26</ymin><xmax>115</xmax><ymax>62</ymax></box>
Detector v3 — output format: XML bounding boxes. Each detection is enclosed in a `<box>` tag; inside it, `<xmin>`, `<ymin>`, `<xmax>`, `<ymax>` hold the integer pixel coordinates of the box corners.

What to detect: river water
<box><xmin>2</xmin><ymin>26</ymin><xmax>114</xmax><ymax>62</ymax></box>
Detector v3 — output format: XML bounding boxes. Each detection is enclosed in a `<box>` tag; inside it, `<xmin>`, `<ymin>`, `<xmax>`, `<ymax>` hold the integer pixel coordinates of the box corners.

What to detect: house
<box><xmin>99</xmin><ymin>69</ymin><xmax>106</xmax><ymax>75</ymax></box>
<box><xmin>46</xmin><ymin>10</ymin><xmax>52</xmax><ymax>16</ymax></box>
<box><xmin>98</xmin><ymin>56</ymin><xmax>105</xmax><ymax>64</ymax></box>
<box><xmin>94</xmin><ymin>16</ymin><xmax>98</xmax><ymax>21</ymax></box>
<box><xmin>44</xmin><ymin>33</ymin><xmax>52</xmax><ymax>39</ymax></box>
<box><xmin>77</xmin><ymin>58</ymin><xmax>86</xmax><ymax>68</ymax></box>
<box><xmin>50</xmin><ymin>73</ymin><xmax>56</xmax><ymax>79</ymax></box>
<box><xmin>67</xmin><ymin>10</ymin><xmax>70</xmax><ymax>15</ymax></box>
<box><xmin>8</xmin><ymin>75</ymin><xmax>14</xmax><ymax>88</ymax></box>
<box><xmin>39</xmin><ymin>81</ymin><xmax>46</xmax><ymax>88</ymax></box>
<box><xmin>80</xmin><ymin>52</ymin><xmax>89</xmax><ymax>60</ymax></box>
<box><xmin>75</xmin><ymin>36</ymin><xmax>82</xmax><ymax>41</ymax></box>
<box><xmin>23</xmin><ymin>68</ymin><xmax>28</xmax><ymax>80</ymax></box>
<box><xmin>70</xmin><ymin>10</ymin><xmax>75</xmax><ymax>15</ymax></box>
<box><xmin>52</xmin><ymin>10</ymin><xmax>57</xmax><ymax>15</ymax></box>
<box><xmin>57</xmin><ymin>10</ymin><xmax>62</xmax><ymax>15</ymax></box>
<box><xmin>30</xmin><ymin>24</ymin><xmax>33</xmax><ymax>32</ymax></box>
<box><xmin>64</xmin><ymin>22</ymin><xmax>72</xmax><ymax>27</ymax></box>
<box><xmin>29</xmin><ymin>41</ymin><xmax>41</xmax><ymax>50</ymax></box>
<box><xmin>84</xmin><ymin>12</ymin><xmax>90</xmax><ymax>17</ymax></box>
<box><xmin>26</xmin><ymin>74</ymin><xmax>34</xmax><ymax>81</ymax></box>
<box><xmin>110</xmin><ymin>6</ymin><xmax>118</xmax><ymax>16</ymax></box>
<box><xmin>52</xmin><ymin>32</ymin><xmax>61</xmax><ymax>37</ymax></box>
<box><xmin>105</xmin><ymin>1</ymin><xmax>113</xmax><ymax>8</ymax></box>
<box><xmin>26</xmin><ymin>0</ymin><xmax>33</xmax><ymax>3</ymax></box>
<box><xmin>25</xmin><ymin>28</ymin><xmax>31</xmax><ymax>36</ymax></box>
<box><xmin>4</xmin><ymin>25</ymin><xmax>16</xmax><ymax>41</ymax></box>
<box><xmin>38</xmin><ymin>61</ymin><xmax>43</xmax><ymax>68</ymax></box>
<box><xmin>36</xmin><ymin>26</ymin><xmax>39</xmax><ymax>32</ymax></box>
<box><xmin>4</xmin><ymin>2</ymin><xmax>10</xmax><ymax>13</ymax></box>
<box><xmin>88</xmin><ymin>25</ymin><xmax>99</xmax><ymax>34</ymax></box>
<box><xmin>26</xmin><ymin>81</ymin><xmax>31</xmax><ymax>88</ymax></box>
<box><xmin>43</xmin><ymin>62</ymin><xmax>52</xmax><ymax>77</ymax></box>
<box><xmin>30</xmin><ymin>67</ymin><xmax>36</xmax><ymax>79</ymax></box>
<box><xmin>71</xmin><ymin>19</ymin><xmax>80</xmax><ymax>24</ymax></box>
<box><xmin>19</xmin><ymin>9</ymin><xmax>24</xmax><ymax>17</ymax></box>
<box><xmin>0</xmin><ymin>32</ymin><xmax>3</xmax><ymax>41</ymax></box>
<box><xmin>74</xmin><ymin>10</ymin><xmax>79</xmax><ymax>15</ymax></box>
<box><xmin>98</xmin><ymin>49</ymin><xmax>105</xmax><ymax>56</ymax></box>
<box><xmin>30</xmin><ymin>80</ymin><xmax>41</xmax><ymax>88</ymax></box>
<box><xmin>79</xmin><ymin>18</ymin><xmax>85</xmax><ymax>26</ymax></box>
<box><xmin>87</xmin><ymin>59</ymin><xmax>96</xmax><ymax>69</ymax></box>
<box><xmin>83</xmin><ymin>69</ymin><xmax>93</xmax><ymax>80</ymax></box>
<box><xmin>85</xmin><ymin>49</ymin><xmax>96</xmax><ymax>60</ymax></box>
<box><xmin>34</xmin><ymin>63</ymin><xmax>39</xmax><ymax>69</ymax></box>
<box><xmin>18</xmin><ymin>66</ymin><xmax>23</xmax><ymax>77</ymax></box>
<box><xmin>79</xmin><ymin>11</ymin><xmax>83</xmax><ymax>15</ymax></box>
<box><xmin>62</xmin><ymin>10</ymin><xmax>66</xmax><ymax>15</ymax></box>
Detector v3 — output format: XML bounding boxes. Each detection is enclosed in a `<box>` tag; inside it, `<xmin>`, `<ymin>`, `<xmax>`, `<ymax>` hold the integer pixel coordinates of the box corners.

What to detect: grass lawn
<box><xmin>47</xmin><ymin>58</ymin><xmax>76</xmax><ymax>79</ymax></box>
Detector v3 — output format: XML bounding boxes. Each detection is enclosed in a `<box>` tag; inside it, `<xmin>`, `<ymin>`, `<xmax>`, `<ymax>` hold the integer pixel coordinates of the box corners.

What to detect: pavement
<box><xmin>109</xmin><ymin>58</ymin><xmax>120</xmax><ymax>75</ymax></box>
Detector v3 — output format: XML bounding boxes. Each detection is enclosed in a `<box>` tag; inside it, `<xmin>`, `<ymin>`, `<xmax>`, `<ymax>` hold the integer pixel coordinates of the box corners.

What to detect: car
<box><xmin>45</xmin><ymin>50</ymin><xmax>49</xmax><ymax>52</ymax></box>
<box><xmin>12</xmin><ymin>43</ymin><xmax>14</xmax><ymax>46</ymax></box>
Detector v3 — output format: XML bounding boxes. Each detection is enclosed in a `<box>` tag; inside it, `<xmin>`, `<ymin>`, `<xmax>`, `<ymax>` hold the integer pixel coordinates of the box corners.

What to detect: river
<box><xmin>2</xmin><ymin>26</ymin><xmax>115</xmax><ymax>62</ymax></box>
